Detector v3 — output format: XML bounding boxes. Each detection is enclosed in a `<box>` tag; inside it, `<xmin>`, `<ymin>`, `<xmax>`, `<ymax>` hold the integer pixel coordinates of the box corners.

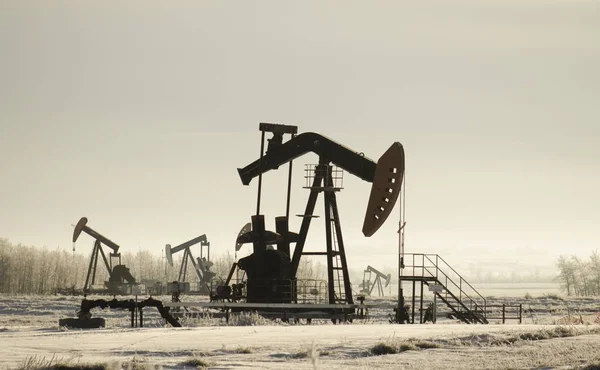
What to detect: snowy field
<box><xmin>1</xmin><ymin>293</ymin><xmax>599</xmax><ymax>370</ymax></box>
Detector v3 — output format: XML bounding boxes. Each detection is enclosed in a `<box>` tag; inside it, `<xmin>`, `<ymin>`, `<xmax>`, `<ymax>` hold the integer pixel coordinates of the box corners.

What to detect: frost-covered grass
<box><xmin>371</xmin><ymin>325</ymin><xmax>600</xmax><ymax>355</ymax></box>
<box><xmin>2</xmin><ymin>293</ymin><xmax>600</xmax><ymax>370</ymax></box>
<box><xmin>17</xmin><ymin>354</ymin><xmax>106</xmax><ymax>370</ymax></box>
<box><xmin>4</xmin><ymin>324</ymin><xmax>600</xmax><ymax>370</ymax></box>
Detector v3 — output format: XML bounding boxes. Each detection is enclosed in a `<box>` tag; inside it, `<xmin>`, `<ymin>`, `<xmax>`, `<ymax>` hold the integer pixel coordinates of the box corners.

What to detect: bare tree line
<box><xmin>556</xmin><ymin>251</ymin><xmax>600</xmax><ymax>296</ymax></box>
<box><xmin>0</xmin><ymin>238</ymin><xmax>327</xmax><ymax>295</ymax></box>
<box><xmin>0</xmin><ymin>238</ymin><xmax>236</xmax><ymax>294</ymax></box>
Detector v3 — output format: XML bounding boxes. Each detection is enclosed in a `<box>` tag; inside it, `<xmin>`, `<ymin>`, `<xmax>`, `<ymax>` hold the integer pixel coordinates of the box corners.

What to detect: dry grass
<box><xmin>369</xmin><ymin>325</ymin><xmax>600</xmax><ymax>357</ymax></box>
<box><xmin>232</xmin><ymin>346</ymin><xmax>253</xmax><ymax>354</ymax></box>
<box><xmin>176</xmin><ymin>310</ymin><xmax>277</xmax><ymax>327</ymax></box>
<box><xmin>363</xmin><ymin>327</ymin><xmax>600</xmax><ymax>370</ymax></box>
<box><xmin>15</xmin><ymin>355</ymin><xmax>106</xmax><ymax>370</ymax></box>
<box><xmin>177</xmin><ymin>358</ymin><xmax>213</xmax><ymax>369</ymax></box>
<box><xmin>14</xmin><ymin>355</ymin><xmax>166</xmax><ymax>370</ymax></box>
<box><xmin>228</xmin><ymin>311</ymin><xmax>274</xmax><ymax>326</ymax></box>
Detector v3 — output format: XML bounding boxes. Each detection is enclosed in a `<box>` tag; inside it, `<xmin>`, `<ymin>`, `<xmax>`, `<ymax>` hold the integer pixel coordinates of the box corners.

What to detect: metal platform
<box><xmin>163</xmin><ymin>301</ymin><xmax>397</xmax><ymax>322</ymax></box>
<box><xmin>163</xmin><ymin>301</ymin><xmax>395</xmax><ymax>310</ymax></box>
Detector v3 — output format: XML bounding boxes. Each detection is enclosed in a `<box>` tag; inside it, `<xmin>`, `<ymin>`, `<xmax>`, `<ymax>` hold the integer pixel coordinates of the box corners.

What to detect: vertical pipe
<box><xmin>285</xmin><ymin>133</ymin><xmax>296</xmax><ymax>219</ymax></box>
<box><xmin>256</xmin><ymin>130</ymin><xmax>266</xmax><ymax>216</ymax></box>
<box><xmin>397</xmin><ymin>175</ymin><xmax>404</xmax><ymax>318</ymax></box>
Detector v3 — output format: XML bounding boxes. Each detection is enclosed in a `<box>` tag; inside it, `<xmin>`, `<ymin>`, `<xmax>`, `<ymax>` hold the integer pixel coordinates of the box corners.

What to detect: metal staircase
<box><xmin>400</xmin><ymin>253</ymin><xmax>488</xmax><ymax>324</ymax></box>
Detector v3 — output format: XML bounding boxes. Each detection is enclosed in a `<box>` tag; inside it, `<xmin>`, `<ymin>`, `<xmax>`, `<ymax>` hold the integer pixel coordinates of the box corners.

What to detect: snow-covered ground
<box><xmin>1</xmin><ymin>294</ymin><xmax>599</xmax><ymax>369</ymax></box>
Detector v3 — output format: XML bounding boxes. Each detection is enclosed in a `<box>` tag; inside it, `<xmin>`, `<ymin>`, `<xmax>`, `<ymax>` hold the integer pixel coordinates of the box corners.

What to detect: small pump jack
<box><xmin>360</xmin><ymin>265</ymin><xmax>392</xmax><ymax>297</ymax></box>
<box><xmin>72</xmin><ymin>217</ymin><xmax>136</xmax><ymax>295</ymax></box>
<box><xmin>165</xmin><ymin>234</ymin><xmax>214</xmax><ymax>295</ymax></box>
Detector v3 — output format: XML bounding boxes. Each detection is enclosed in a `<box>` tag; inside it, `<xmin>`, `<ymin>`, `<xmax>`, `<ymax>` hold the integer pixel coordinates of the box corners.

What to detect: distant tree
<box><xmin>556</xmin><ymin>255</ymin><xmax>576</xmax><ymax>296</ymax></box>
<box><xmin>556</xmin><ymin>253</ymin><xmax>600</xmax><ymax>297</ymax></box>
<box><xmin>211</xmin><ymin>251</ymin><xmax>236</xmax><ymax>283</ymax></box>
<box><xmin>588</xmin><ymin>250</ymin><xmax>600</xmax><ymax>295</ymax></box>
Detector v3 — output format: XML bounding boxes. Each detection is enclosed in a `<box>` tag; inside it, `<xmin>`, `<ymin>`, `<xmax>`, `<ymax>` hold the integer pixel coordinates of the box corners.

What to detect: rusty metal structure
<box><xmin>211</xmin><ymin>123</ymin><xmax>404</xmax><ymax>321</ymax></box>
<box><xmin>72</xmin><ymin>217</ymin><xmax>137</xmax><ymax>295</ymax></box>
<box><xmin>165</xmin><ymin>234</ymin><xmax>214</xmax><ymax>294</ymax></box>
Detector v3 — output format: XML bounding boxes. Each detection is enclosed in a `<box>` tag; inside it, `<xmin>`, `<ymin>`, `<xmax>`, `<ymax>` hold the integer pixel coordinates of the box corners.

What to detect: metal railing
<box><xmin>402</xmin><ymin>253</ymin><xmax>487</xmax><ymax>320</ymax></box>
<box><xmin>486</xmin><ymin>304</ymin><xmax>522</xmax><ymax>323</ymax></box>
<box><xmin>303</xmin><ymin>164</ymin><xmax>344</xmax><ymax>190</ymax></box>
<box><xmin>297</xmin><ymin>279</ymin><xmax>329</xmax><ymax>304</ymax></box>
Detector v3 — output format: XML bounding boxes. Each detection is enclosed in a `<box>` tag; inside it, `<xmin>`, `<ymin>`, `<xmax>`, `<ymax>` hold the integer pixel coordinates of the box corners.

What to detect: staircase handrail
<box><xmin>422</xmin><ymin>258</ymin><xmax>485</xmax><ymax>315</ymax></box>
<box><xmin>402</xmin><ymin>253</ymin><xmax>486</xmax><ymax>316</ymax></box>
<box><xmin>434</xmin><ymin>254</ymin><xmax>487</xmax><ymax>304</ymax></box>
<box><xmin>422</xmin><ymin>254</ymin><xmax>486</xmax><ymax>317</ymax></box>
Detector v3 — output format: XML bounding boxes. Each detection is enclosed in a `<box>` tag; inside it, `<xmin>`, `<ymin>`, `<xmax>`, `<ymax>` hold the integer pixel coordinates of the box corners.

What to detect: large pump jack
<box><xmin>72</xmin><ymin>217</ymin><xmax>136</xmax><ymax>295</ymax></box>
<box><xmin>233</xmin><ymin>123</ymin><xmax>405</xmax><ymax>308</ymax></box>
<box><xmin>165</xmin><ymin>234</ymin><xmax>215</xmax><ymax>294</ymax></box>
<box><xmin>360</xmin><ymin>265</ymin><xmax>392</xmax><ymax>297</ymax></box>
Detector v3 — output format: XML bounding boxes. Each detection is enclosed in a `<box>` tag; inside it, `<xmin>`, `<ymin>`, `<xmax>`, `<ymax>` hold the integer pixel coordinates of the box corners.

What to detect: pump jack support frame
<box><xmin>84</xmin><ymin>240</ymin><xmax>121</xmax><ymax>293</ymax></box>
<box><xmin>292</xmin><ymin>162</ymin><xmax>353</xmax><ymax>304</ymax></box>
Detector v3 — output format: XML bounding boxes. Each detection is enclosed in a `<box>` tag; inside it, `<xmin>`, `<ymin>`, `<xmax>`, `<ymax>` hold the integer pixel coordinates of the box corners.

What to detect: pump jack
<box><xmin>360</xmin><ymin>265</ymin><xmax>392</xmax><ymax>297</ymax></box>
<box><xmin>165</xmin><ymin>234</ymin><xmax>214</xmax><ymax>294</ymax></box>
<box><xmin>72</xmin><ymin>217</ymin><xmax>136</xmax><ymax>295</ymax></box>
<box><xmin>233</xmin><ymin>123</ymin><xmax>405</xmax><ymax>309</ymax></box>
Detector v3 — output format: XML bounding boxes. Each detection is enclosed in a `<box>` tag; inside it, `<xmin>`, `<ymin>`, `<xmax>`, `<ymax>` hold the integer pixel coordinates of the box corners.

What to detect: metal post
<box><xmin>433</xmin><ymin>293</ymin><xmax>437</xmax><ymax>324</ymax></box>
<box><xmin>419</xmin><ymin>281</ymin><xmax>424</xmax><ymax>323</ymax></box>
<box><xmin>91</xmin><ymin>242</ymin><xmax>100</xmax><ymax>287</ymax></box>
<box><xmin>256</xmin><ymin>130</ymin><xmax>266</xmax><ymax>216</ymax></box>
<box><xmin>84</xmin><ymin>242</ymin><xmax>98</xmax><ymax>292</ymax></box>
<box><xmin>178</xmin><ymin>248</ymin><xmax>188</xmax><ymax>282</ymax></box>
<box><xmin>324</xmin><ymin>183</ymin><xmax>335</xmax><ymax>304</ymax></box>
<box><xmin>411</xmin><ymin>281</ymin><xmax>416</xmax><ymax>324</ymax></box>
<box><xmin>519</xmin><ymin>304</ymin><xmax>522</xmax><ymax>324</ymax></box>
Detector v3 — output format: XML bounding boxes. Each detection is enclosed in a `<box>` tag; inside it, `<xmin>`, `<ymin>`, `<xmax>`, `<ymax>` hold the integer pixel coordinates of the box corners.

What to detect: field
<box><xmin>1</xmin><ymin>286</ymin><xmax>600</xmax><ymax>370</ymax></box>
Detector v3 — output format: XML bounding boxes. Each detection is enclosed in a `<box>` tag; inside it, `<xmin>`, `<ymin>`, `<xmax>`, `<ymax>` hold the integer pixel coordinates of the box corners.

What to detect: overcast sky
<box><xmin>1</xmin><ymin>1</ymin><xmax>598</xmax><ymax>275</ymax></box>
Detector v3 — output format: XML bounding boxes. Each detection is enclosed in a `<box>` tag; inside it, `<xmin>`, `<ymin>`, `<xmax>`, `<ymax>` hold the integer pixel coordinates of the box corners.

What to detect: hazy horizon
<box><xmin>1</xmin><ymin>1</ymin><xmax>598</xmax><ymax>277</ymax></box>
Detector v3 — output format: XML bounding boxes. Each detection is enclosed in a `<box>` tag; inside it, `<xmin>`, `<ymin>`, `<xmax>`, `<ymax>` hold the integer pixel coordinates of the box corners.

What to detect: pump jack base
<box><xmin>58</xmin><ymin>317</ymin><xmax>105</xmax><ymax>329</ymax></box>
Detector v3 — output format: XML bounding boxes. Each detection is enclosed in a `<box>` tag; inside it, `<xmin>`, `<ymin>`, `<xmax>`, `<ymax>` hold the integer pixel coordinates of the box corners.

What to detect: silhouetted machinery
<box><xmin>72</xmin><ymin>217</ymin><xmax>137</xmax><ymax>295</ymax></box>
<box><xmin>59</xmin><ymin>297</ymin><xmax>181</xmax><ymax>329</ymax></box>
<box><xmin>360</xmin><ymin>265</ymin><xmax>392</xmax><ymax>297</ymax></box>
<box><xmin>222</xmin><ymin>123</ymin><xmax>404</xmax><ymax>312</ymax></box>
<box><xmin>165</xmin><ymin>234</ymin><xmax>215</xmax><ymax>294</ymax></box>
